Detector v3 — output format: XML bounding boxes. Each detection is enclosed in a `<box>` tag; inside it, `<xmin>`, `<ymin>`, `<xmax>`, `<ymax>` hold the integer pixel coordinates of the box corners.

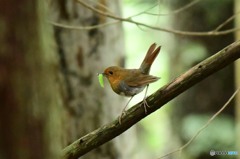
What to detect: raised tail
<box><xmin>140</xmin><ymin>43</ymin><xmax>161</xmax><ymax>74</ymax></box>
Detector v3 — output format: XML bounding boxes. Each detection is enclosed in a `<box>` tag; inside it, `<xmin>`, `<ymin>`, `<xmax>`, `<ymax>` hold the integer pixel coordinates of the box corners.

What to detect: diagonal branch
<box><xmin>61</xmin><ymin>41</ymin><xmax>240</xmax><ymax>159</ymax></box>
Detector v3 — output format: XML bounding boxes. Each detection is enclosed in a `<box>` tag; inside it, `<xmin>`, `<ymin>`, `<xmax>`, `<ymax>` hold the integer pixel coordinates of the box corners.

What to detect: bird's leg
<box><xmin>142</xmin><ymin>84</ymin><xmax>150</xmax><ymax>114</ymax></box>
<box><xmin>119</xmin><ymin>96</ymin><xmax>134</xmax><ymax>124</ymax></box>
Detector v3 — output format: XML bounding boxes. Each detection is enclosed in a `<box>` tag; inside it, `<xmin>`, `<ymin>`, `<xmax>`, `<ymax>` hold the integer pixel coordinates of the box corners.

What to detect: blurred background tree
<box><xmin>0</xmin><ymin>1</ymin><xmax>62</xmax><ymax>159</ymax></box>
<box><xmin>49</xmin><ymin>0</ymin><xmax>138</xmax><ymax>159</ymax></box>
<box><xmin>235</xmin><ymin>0</ymin><xmax>240</xmax><ymax>158</ymax></box>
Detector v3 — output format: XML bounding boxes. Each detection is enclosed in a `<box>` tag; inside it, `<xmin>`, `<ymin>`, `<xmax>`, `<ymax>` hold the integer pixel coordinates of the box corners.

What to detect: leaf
<box><xmin>98</xmin><ymin>73</ymin><xmax>104</xmax><ymax>88</ymax></box>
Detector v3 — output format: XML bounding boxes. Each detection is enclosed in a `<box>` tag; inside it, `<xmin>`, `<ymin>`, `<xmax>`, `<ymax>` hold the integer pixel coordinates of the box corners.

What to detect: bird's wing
<box><xmin>124</xmin><ymin>74</ymin><xmax>160</xmax><ymax>87</ymax></box>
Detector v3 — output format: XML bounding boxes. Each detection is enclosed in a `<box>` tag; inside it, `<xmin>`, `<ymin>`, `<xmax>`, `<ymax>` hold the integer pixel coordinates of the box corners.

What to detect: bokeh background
<box><xmin>123</xmin><ymin>0</ymin><xmax>237</xmax><ymax>159</ymax></box>
<box><xmin>0</xmin><ymin>0</ymin><xmax>239</xmax><ymax>159</ymax></box>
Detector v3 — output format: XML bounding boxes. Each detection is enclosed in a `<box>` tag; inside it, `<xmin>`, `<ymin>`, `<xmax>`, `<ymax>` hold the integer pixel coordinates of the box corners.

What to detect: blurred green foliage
<box><xmin>182</xmin><ymin>114</ymin><xmax>235</xmax><ymax>158</ymax></box>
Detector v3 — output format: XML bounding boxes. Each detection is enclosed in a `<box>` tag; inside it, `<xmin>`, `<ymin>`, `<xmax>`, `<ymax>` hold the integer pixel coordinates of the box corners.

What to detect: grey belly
<box><xmin>119</xmin><ymin>86</ymin><xmax>145</xmax><ymax>97</ymax></box>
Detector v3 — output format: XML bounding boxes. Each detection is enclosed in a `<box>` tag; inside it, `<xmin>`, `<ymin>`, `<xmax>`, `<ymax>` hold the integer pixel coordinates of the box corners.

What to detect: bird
<box><xmin>102</xmin><ymin>43</ymin><xmax>161</xmax><ymax>123</ymax></box>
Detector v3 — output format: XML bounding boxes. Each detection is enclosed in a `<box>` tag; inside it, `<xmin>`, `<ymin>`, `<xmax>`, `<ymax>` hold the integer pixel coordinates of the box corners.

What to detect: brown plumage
<box><xmin>103</xmin><ymin>67</ymin><xmax>159</xmax><ymax>96</ymax></box>
<box><xmin>102</xmin><ymin>43</ymin><xmax>161</xmax><ymax>123</ymax></box>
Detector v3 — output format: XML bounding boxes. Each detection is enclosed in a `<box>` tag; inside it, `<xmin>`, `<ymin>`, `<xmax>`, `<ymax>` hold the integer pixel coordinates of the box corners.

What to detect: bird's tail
<box><xmin>140</xmin><ymin>43</ymin><xmax>161</xmax><ymax>74</ymax></box>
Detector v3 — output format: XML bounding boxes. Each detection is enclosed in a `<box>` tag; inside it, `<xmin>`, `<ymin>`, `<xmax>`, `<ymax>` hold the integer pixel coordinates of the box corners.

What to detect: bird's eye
<box><xmin>109</xmin><ymin>71</ymin><xmax>113</xmax><ymax>75</ymax></box>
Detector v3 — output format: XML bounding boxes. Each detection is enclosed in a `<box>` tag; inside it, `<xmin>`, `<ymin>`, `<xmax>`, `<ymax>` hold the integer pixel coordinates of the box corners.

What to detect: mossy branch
<box><xmin>62</xmin><ymin>41</ymin><xmax>240</xmax><ymax>159</ymax></box>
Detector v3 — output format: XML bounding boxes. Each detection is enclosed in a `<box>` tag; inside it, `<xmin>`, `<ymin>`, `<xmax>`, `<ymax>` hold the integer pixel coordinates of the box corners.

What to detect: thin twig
<box><xmin>49</xmin><ymin>20</ymin><xmax>119</xmax><ymax>30</ymax></box>
<box><xmin>89</xmin><ymin>0</ymin><xmax>113</xmax><ymax>14</ymax></box>
<box><xmin>146</xmin><ymin>0</ymin><xmax>201</xmax><ymax>16</ymax></box>
<box><xmin>129</xmin><ymin>2</ymin><xmax>159</xmax><ymax>18</ymax></box>
<box><xmin>49</xmin><ymin>2</ymin><xmax>157</xmax><ymax>30</ymax></box>
<box><xmin>76</xmin><ymin>0</ymin><xmax>240</xmax><ymax>36</ymax></box>
<box><xmin>49</xmin><ymin>2</ymin><xmax>158</xmax><ymax>31</ymax></box>
<box><xmin>157</xmin><ymin>87</ymin><xmax>240</xmax><ymax>159</ymax></box>
<box><xmin>214</xmin><ymin>12</ymin><xmax>240</xmax><ymax>31</ymax></box>
<box><xmin>50</xmin><ymin>0</ymin><xmax>240</xmax><ymax>36</ymax></box>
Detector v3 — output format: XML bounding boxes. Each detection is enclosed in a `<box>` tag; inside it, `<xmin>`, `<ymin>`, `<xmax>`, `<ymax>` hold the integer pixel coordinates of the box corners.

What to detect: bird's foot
<box><xmin>118</xmin><ymin>111</ymin><xmax>127</xmax><ymax>124</ymax></box>
<box><xmin>142</xmin><ymin>99</ymin><xmax>150</xmax><ymax>114</ymax></box>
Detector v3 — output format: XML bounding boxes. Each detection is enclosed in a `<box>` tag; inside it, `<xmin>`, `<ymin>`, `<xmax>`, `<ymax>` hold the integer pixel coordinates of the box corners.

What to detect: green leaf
<box><xmin>98</xmin><ymin>73</ymin><xmax>104</xmax><ymax>88</ymax></box>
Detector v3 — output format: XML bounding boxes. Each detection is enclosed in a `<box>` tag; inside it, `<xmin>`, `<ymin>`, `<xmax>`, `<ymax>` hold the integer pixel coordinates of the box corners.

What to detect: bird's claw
<box><xmin>118</xmin><ymin>111</ymin><xmax>127</xmax><ymax>124</ymax></box>
<box><xmin>142</xmin><ymin>99</ymin><xmax>150</xmax><ymax>114</ymax></box>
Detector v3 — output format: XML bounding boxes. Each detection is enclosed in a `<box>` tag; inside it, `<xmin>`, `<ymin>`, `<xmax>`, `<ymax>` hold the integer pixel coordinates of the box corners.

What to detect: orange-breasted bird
<box><xmin>101</xmin><ymin>43</ymin><xmax>161</xmax><ymax>123</ymax></box>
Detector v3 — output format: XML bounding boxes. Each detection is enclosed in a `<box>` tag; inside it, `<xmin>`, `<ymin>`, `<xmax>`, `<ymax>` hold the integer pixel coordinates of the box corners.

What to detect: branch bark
<box><xmin>62</xmin><ymin>41</ymin><xmax>240</xmax><ymax>159</ymax></box>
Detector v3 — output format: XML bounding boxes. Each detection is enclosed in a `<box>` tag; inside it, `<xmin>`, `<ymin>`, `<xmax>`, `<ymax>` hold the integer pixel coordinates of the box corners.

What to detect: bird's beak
<box><xmin>97</xmin><ymin>73</ymin><xmax>106</xmax><ymax>76</ymax></box>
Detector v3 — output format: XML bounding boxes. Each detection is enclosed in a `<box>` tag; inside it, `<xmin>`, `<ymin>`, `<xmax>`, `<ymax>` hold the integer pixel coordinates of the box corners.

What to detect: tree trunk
<box><xmin>50</xmin><ymin>0</ymin><xmax>137</xmax><ymax>158</ymax></box>
<box><xmin>234</xmin><ymin>0</ymin><xmax>240</xmax><ymax>158</ymax></box>
<box><xmin>0</xmin><ymin>1</ymin><xmax>62</xmax><ymax>159</ymax></box>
